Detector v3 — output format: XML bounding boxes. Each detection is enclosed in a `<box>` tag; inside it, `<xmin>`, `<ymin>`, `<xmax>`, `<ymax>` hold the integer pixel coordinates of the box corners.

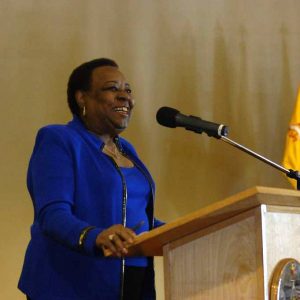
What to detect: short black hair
<box><xmin>67</xmin><ymin>58</ymin><xmax>119</xmax><ymax>116</ymax></box>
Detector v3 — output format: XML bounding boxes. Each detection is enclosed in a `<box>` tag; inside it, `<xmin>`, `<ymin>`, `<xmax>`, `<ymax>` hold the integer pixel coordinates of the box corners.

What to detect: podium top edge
<box><xmin>129</xmin><ymin>186</ymin><xmax>300</xmax><ymax>254</ymax></box>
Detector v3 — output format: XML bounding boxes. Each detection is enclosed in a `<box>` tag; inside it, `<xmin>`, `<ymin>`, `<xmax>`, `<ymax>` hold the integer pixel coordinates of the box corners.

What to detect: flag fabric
<box><xmin>282</xmin><ymin>88</ymin><xmax>300</xmax><ymax>189</ymax></box>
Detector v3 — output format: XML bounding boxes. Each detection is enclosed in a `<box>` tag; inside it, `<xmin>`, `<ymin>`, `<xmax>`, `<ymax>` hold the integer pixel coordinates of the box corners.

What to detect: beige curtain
<box><xmin>1</xmin><ymin>0</ymin><xmax>300</xmax><ymax>298</ymax></box>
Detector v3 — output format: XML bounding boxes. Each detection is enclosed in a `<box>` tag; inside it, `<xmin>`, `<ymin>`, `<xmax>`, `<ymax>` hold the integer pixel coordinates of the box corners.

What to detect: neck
<box><xmin>97</xmin><ymin>134</ymin><xmax>116</xmax><ymax>146</ymax></box>
<box><xmin>80</xmin><ymin>117</ymin><xmax>118</xmax><ymax>145</ymax></box>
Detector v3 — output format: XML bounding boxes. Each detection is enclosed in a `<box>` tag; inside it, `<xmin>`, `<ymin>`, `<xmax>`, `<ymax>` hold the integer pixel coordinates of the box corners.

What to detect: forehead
<box><xmin>90</xmin><ymin>66</ymin><xmax>127</xmax><ymax>86</ymax></box>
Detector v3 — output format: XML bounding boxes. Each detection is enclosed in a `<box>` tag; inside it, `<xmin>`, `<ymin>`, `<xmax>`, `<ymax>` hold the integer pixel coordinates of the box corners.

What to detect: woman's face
<box><xmin>78</xmin><ymin>66</ymin><xmax>135</xmax><ymax>137</ymax></box>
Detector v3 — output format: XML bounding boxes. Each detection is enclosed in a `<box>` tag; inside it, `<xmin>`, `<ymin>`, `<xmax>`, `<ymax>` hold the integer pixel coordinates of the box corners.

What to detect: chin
<box><xmin>111</xmin><ymin>118</ymin><xmax>130</xmax><ymax>134</ymax></box>
<box><xmin>114</xmin><ymin>124</ymin><xmax>127</xmax><ymax>134</ymax></box>
<box><xmin>116</xmin><ymin>120</ymin><xmax>129</xmax><ymax>129</ymax></box>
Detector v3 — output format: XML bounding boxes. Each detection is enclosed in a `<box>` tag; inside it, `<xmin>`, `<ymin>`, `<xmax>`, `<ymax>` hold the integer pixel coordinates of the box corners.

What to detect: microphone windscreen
<box><xmin>156</xmin><ymin>107</ymin><xmax>179</xmax><ymax>128</ymax></box>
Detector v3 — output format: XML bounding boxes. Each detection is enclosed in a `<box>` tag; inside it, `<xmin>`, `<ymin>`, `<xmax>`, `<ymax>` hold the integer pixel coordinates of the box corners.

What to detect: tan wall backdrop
<box><xmin>1</xmin><ymin>0</ymin><xmax>300</xmax><ymax>299</ymax></box>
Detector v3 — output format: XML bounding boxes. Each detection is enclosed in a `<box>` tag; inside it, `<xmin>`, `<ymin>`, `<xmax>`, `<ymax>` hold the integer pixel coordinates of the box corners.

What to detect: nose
<box><xmin>116</xmin><ymin>91</ymin><xmax>134</xmax><ymax>108</ymax></box>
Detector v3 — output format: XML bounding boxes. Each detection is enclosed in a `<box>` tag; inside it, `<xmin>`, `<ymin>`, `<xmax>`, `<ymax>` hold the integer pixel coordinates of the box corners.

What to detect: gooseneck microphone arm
<box><xmin>156</xmin><ymin>106</ymin><xmax>300</xmax><ymax>190</ymax></box>
<box><xmin>220</xmin><ymin>135</ymin><xmax>300</xmax><ymax>190</ymax></box>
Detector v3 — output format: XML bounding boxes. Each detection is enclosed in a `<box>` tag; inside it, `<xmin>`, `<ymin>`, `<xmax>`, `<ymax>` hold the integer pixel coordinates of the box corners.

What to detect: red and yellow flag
<box><xmin>282</xmin><ymin>88</ymin><xmax>300</xmax><ymax>189</ymax></box>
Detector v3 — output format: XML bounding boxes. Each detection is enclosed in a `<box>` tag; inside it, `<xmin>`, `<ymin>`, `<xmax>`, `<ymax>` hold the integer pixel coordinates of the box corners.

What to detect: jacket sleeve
<box><xmin>28</xmin><ymin>126</ymin><xmax>104</xmax><ymax>256</ymax></box>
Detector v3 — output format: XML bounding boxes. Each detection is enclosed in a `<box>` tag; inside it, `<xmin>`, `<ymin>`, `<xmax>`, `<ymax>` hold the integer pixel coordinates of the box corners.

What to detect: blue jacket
<box><xmin>18</xmin><ymin>116</ymin><xmax>163</xmax><ymax>300</ymax></box>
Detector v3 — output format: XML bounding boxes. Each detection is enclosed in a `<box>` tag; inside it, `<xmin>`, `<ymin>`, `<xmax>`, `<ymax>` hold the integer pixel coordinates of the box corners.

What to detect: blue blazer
<box><xmin>18</xmin><ymin>116</ymin><xmax>163</xmax><ymax>300</ymax></box>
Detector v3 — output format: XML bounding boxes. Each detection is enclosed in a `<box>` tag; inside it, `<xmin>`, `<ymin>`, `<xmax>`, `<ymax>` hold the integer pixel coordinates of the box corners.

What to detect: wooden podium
<box><xmin>127</xmin><ymin>186</ymin><xmax>300</xmax><ymax>299</ymax></box>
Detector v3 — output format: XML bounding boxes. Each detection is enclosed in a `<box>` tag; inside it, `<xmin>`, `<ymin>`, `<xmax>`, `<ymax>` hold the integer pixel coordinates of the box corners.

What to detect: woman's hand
<box><xmin>96</xmin><ymin>224</ymin><xmax>136</xmax><ymax>257</ymax></box>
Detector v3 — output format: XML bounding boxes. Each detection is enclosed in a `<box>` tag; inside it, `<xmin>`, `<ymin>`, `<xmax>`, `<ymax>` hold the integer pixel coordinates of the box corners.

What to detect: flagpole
<box><xmin>220</xmin><ymin>135</ymin><xmax>300</xmax><ymax>190</ymax></box>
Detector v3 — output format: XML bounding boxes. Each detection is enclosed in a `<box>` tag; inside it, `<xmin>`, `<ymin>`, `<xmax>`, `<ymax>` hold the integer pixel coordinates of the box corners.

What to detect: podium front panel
<box><xmin>163</xmin><ymin>208</ymin><xmax>264</xmax><ymax>300</ymax></box>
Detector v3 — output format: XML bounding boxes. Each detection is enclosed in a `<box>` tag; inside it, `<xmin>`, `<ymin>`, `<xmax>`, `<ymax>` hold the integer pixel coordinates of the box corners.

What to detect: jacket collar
<box><xmin>67</xmin><ymin>115</ymin><xmax>123</xmax><ymax>151</ymax></box>
<box><xmin>67</xmin><ymin>115</ymin><xmax>104</xmax><ymax>149</ymax></box>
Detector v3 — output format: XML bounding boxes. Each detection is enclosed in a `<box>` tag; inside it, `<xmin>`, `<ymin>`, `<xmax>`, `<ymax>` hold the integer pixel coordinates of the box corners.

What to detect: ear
<box><xmin>75</xmin><ymin>90</ymin><xmax>86</xmax><ymax>110</ymax></box>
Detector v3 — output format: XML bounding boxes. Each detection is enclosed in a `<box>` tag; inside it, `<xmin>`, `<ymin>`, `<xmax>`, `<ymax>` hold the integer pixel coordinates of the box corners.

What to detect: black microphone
<box><xmin>156</xmin><ymin>106</ymin><xmax>228</xmax><ymax>138</ymax></box>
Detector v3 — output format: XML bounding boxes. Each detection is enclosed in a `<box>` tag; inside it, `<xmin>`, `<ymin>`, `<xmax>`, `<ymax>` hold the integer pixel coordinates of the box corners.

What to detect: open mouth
<box><xmin>113</xmin><ymin>106</ymin><xmax>130</xmax><ymax>116</ymax></box>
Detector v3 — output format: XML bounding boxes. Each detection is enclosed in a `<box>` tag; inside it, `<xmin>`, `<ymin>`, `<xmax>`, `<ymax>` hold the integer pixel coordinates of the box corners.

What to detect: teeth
<box><xmin>114</xmin><ymin>107</ymin><xmax>129</xmax><ymax>112</ymax></box>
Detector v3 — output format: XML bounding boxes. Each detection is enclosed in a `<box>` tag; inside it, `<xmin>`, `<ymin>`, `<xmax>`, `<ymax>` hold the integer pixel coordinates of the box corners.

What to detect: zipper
<box><xmin>106</xmin><ymin>137</ymin><xmax>155</xmax><ymax>299</ymax></box>
<box><xmin>105</xmin><ymin>154</ymin><xmax>127</xmax><ymax>300</ymax></box>
<box><xmin>115</xmin><ymin>138</ymin><xmax>155</xmax><ymax>229</ymax></box>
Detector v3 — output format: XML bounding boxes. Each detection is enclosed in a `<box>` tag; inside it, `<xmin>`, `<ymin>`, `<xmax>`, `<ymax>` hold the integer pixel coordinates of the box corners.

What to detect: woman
<box><xmin>18</xmin><ymin>58</ymin><xmax>164</xmax><ymax>300</ymax></box>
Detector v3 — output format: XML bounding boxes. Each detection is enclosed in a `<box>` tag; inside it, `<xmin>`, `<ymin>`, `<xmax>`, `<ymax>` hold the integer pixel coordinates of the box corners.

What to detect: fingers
<box><xmin>110</xmin><ymin>227</ymin><xmax>137</xmax><ymax>255</ymax></box>
<box><xmin>96</xmin><ymin>225</ymin><xmax>137</xmax><ymax>257</ymax></box>
<box><xmin>115</xmin><ymin>227</ymin><xmax>136</xmax><ymax>244</ymax></box>
<box><xmin>104</xmin><ymin>237</ymin><xmax>120</xmax><ymax>256</ymax></box>
<box><xmin>109</xmin><ymin>233</ymin><xmax>129</xmax><ymax>256</ymax></box>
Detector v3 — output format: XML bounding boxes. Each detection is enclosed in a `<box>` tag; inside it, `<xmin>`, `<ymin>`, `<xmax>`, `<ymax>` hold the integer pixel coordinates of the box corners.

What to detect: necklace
<box><xmin>103</xmin><ymin>143</ymin><xmax>121</xmax><ymax>160</ymax></box>
<box><xmin>103</xmin><ymin>143</ymin><xmax>134</xmax><ymax>168</ymax></box>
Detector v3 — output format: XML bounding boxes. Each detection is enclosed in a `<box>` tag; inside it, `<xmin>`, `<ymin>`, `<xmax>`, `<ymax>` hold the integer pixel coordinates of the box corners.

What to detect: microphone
<box><xmin>156</xmin><ymin>106</ymin><xmax>228</xmax><ymax>138</ymax></box>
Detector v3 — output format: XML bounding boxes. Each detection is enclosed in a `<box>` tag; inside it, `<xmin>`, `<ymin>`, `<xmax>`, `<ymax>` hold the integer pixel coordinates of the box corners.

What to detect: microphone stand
<box><xmin>219</xmin><ymin>135</ymin><xmax>300</xmax><ymax>190</ymax></box>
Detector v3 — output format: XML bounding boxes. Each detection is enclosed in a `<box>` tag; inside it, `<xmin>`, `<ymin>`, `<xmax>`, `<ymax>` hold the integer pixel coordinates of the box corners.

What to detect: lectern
<box><xmin>127</xmin><ymin>186</ymin><xmax>300</xmax><ymax>299</ymax></box>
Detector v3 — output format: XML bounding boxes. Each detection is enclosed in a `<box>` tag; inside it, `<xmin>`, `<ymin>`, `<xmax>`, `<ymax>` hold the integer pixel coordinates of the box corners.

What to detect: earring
<box><xmin>83</xmin><ymin>106</ymin><xmax>86</xmax><ymax>117</ymax></box>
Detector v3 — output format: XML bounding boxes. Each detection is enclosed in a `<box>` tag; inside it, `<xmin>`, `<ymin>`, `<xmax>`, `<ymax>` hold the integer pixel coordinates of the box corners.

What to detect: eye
<box><xmin>109</xmin><ymin>86</ymin><xmax>119</xmax><ymax>92</ymax></box>
<box><xmin>103</xmin><ymin>86</ymin><xmax>119</xmax><ymax>92</ymax></box>
<box><xmin>126</xmin><ymin>88</ymin><xmax>132</xmax><ymax>94</ymax></box>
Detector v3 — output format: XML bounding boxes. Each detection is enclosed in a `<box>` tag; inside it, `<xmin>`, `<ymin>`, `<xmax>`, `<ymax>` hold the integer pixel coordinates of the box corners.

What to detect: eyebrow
<box><xmin>104</xmin><ymin>80</ymin><xmax>131</xmax><ymax>87</ymax></box>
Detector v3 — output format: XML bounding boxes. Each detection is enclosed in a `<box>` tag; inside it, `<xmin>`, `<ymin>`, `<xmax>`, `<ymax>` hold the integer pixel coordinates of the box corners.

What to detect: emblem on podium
<box><xmin>270</xmin><ymin>258</ymin><xmax>300</xmax><ymax>300</ymax></box>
